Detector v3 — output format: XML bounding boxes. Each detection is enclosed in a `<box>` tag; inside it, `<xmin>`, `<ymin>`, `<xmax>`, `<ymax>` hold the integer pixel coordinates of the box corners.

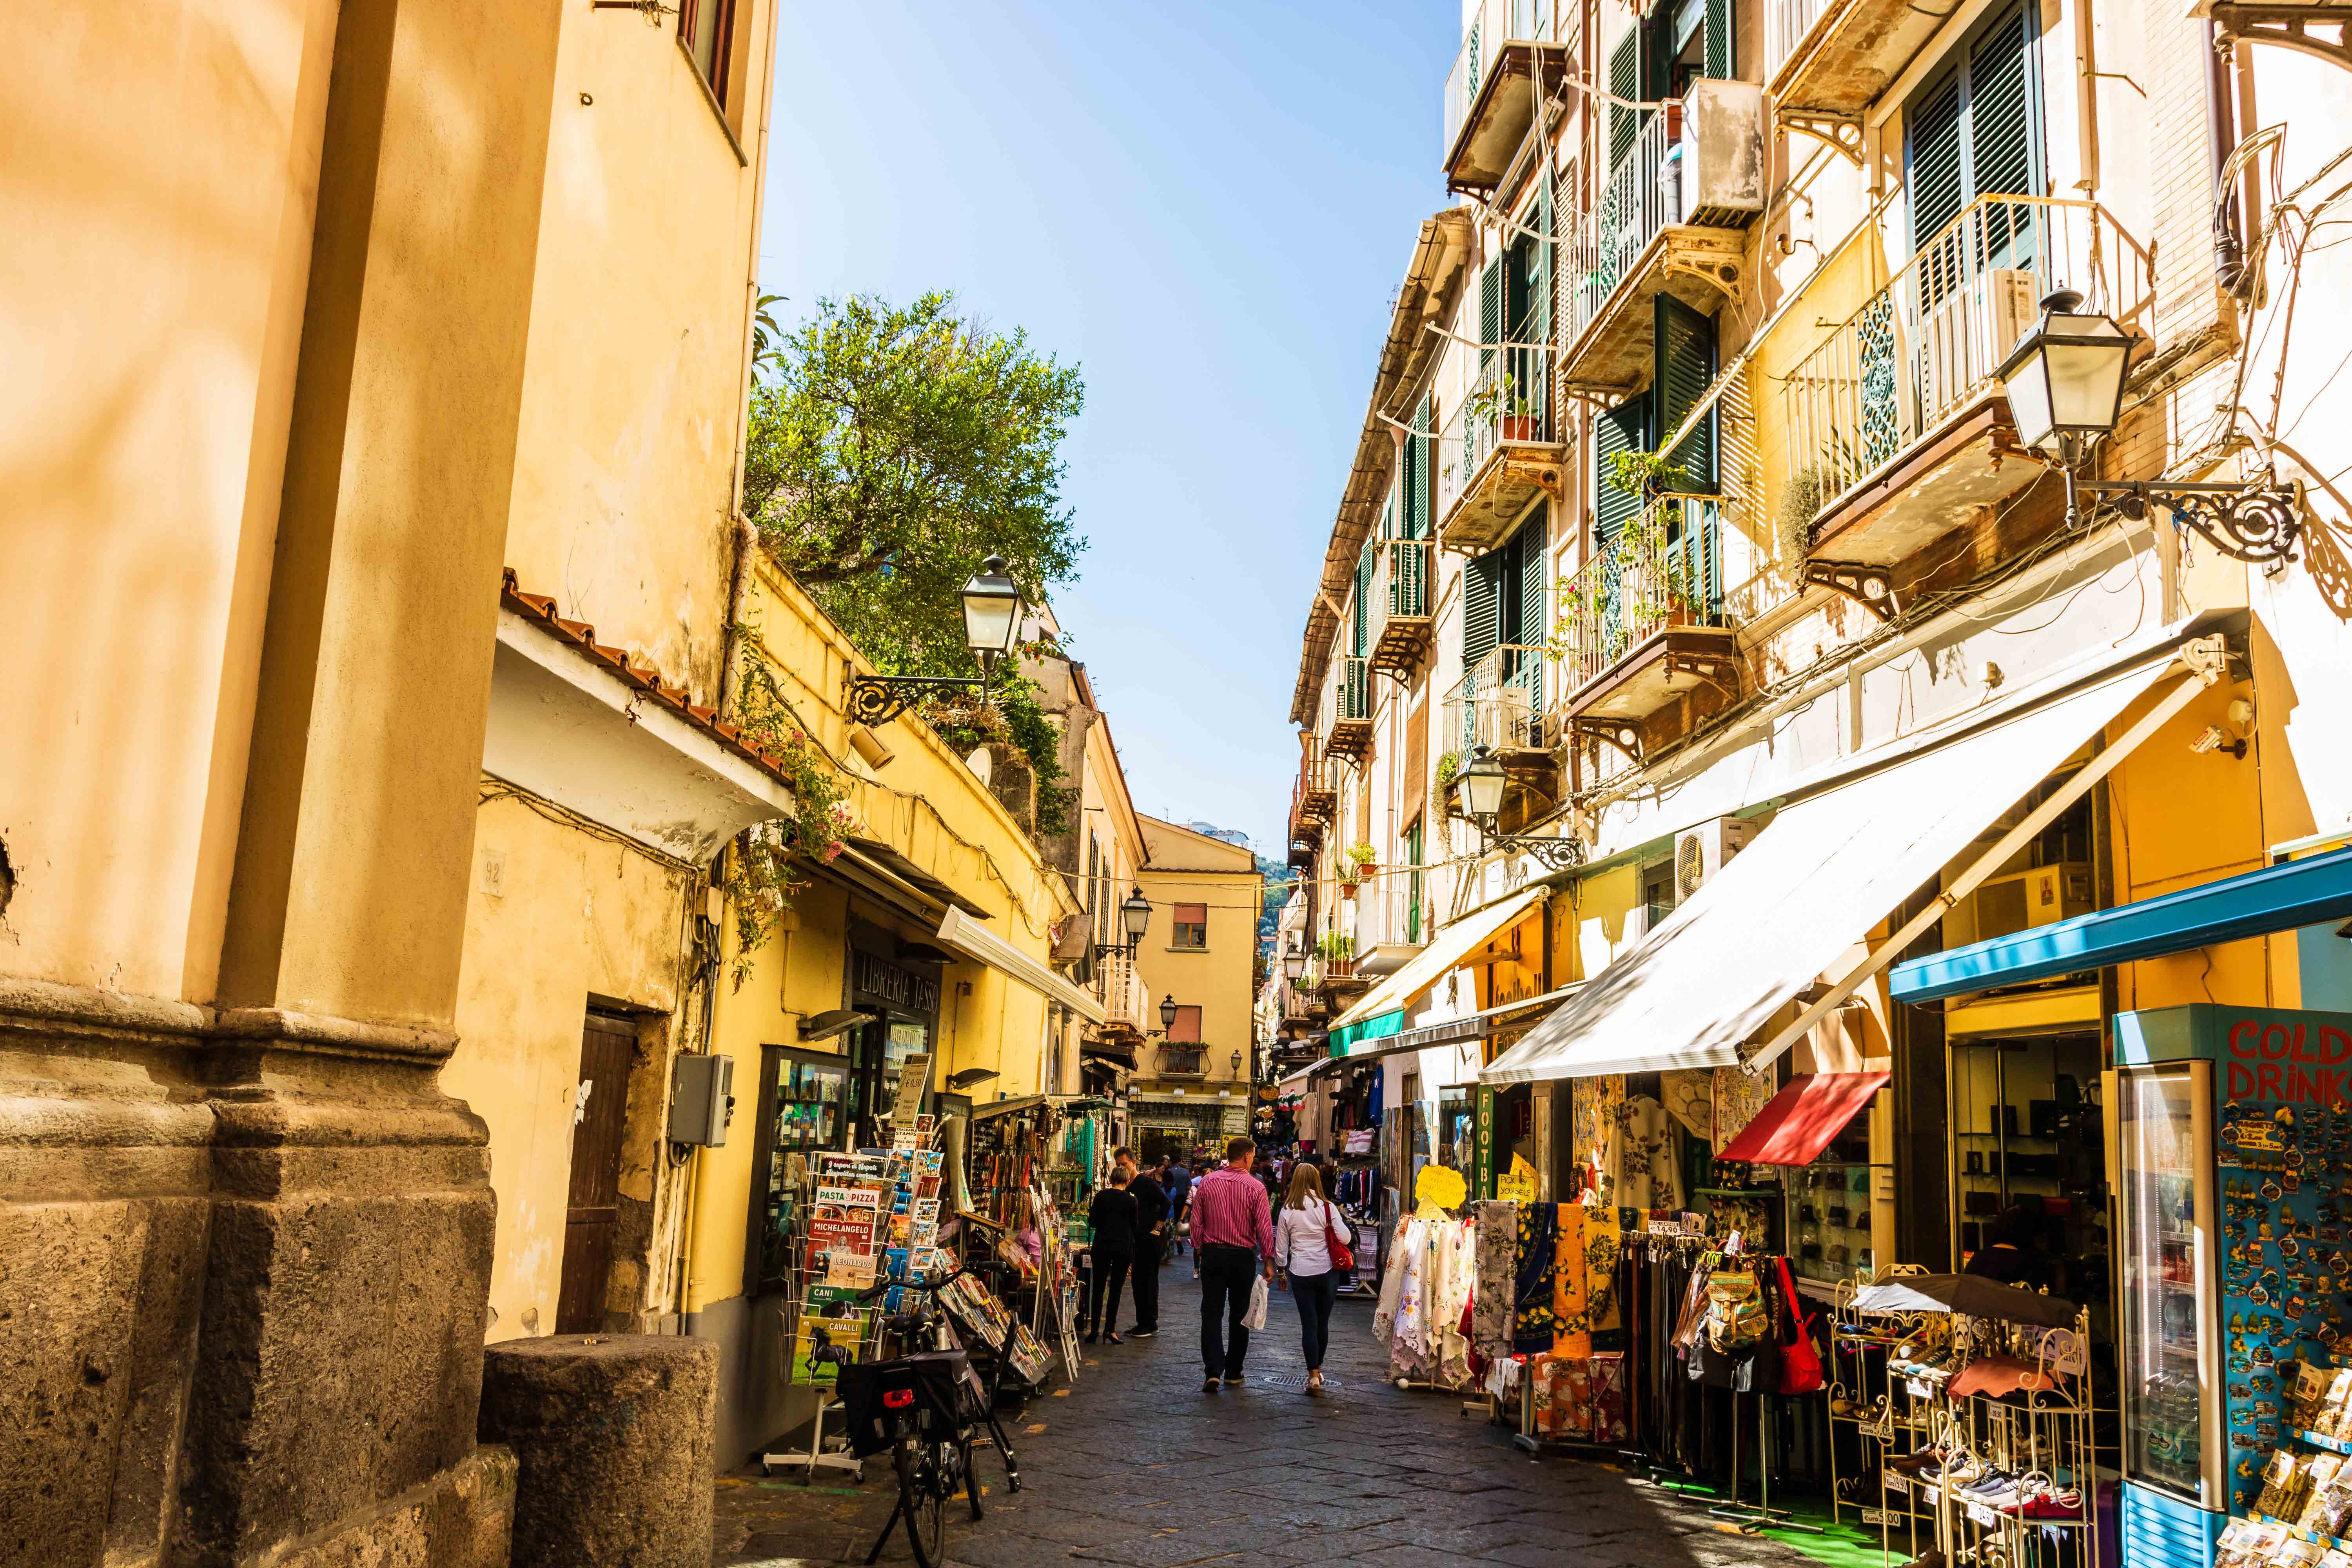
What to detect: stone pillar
<box><xmin>0</xmin><ymin>0</ymin><xmax>565</xmax><ymax>1561</ymax></box>
<box><xmin>479</xmin><ymin>1336</ymin><xmax>719</xmax><ymax>1568</ymax></box>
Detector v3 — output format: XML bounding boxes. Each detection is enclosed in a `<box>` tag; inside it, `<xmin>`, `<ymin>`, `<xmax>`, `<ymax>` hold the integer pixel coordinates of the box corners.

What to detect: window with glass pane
<box><xmin>680</xmin><ymin>0</ymin><xmax>736</xmax><ymax>108</ymax></box>
<box><xmin>2118</xmin><ymin>1067</ymin><xmax>2211</xmax><ymax>1504</ymax></box>
<box><xmin>1172</xmin><ymin>903</ymin><xmax>1208</xmax><ymax>949</ymax></box>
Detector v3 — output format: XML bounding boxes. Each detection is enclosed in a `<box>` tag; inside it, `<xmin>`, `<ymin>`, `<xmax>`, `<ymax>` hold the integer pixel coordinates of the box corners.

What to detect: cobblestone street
<box><xmin>714</xmin><ymin>1263</ymin><xmax>1839</xmax><ymax>1568</ymax></box>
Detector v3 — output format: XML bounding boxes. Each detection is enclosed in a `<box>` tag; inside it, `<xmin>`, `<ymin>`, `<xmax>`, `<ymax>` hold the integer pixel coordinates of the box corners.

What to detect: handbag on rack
<box><xmin>1774</xmin><ymin>1257</ymin><xmax>1826</xmax><ymax>1395</ymax></box>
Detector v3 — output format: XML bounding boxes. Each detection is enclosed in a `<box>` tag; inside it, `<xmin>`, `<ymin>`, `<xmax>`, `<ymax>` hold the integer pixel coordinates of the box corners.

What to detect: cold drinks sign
<box><xmin>2225</xmin><ymin>1016</ymin><xmax>2352</xmax><ymax>1106</ymax></box>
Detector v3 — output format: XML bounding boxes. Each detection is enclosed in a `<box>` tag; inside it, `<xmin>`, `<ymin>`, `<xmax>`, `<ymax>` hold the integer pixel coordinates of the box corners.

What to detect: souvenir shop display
<box><xmin>2110</xmin><ymin>1006</ymin><xmax>2352</xmax><ymax>1566</ymax></box>
<box><xmin>1828</xmin><ymin>1268</ymin><xmax>2099</xmax><ymax>1566</ymax></box>
<box><xmin>761</xmin><ymin>1134</ymin><xmax>954</xmax><ymax>1477</ymax></box>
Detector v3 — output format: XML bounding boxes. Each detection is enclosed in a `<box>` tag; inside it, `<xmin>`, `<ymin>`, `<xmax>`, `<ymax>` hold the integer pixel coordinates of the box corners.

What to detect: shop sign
<box><xmin>855</xmin><ymin>952</ymin><xmax>938</xmax><ymax>1016</ymax></box>
<box><xmin>1474</xmin><ymin>1087</ymin><xmax>1497</xmax><ymax>1201</ymax></box>
<box><xmin>2225</xmin><ymin>1018</ymin><xmax>2352</xmax><ymax>1107</ymax></box>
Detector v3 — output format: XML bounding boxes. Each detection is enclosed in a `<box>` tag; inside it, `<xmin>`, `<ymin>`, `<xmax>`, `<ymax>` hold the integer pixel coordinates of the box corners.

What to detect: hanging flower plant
<box><xmin>722</xmin><ymin>627</ymin><xmax>862</xmax><ymax>987</ymax></box>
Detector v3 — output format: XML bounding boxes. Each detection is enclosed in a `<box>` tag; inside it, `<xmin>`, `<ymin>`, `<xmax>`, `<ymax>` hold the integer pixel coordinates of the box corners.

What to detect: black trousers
<box><xmin>1199</xmin><ymin>1243</ymin><xmax>1258</xmax><ymax>1378</ymax></box>
<box><xmin>1289</xmin><ymin>1267</ymin><xmax>1339</xmax><ymax>1370</ymax></box>
<box><xmin>1087</xmin><ymin>1252</ymin><xmax>1131</xmax><ymax>1336</ymax></box>
<box><xmin>1130</xmin><ymin>1233</ymin><xmax>1162</xmax><ymax>1331</ymax></box>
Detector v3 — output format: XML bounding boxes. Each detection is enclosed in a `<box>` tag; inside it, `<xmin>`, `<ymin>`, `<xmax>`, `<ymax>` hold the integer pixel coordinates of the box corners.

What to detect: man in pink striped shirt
<box><xmin>1191</xmin><ymin>1136</ymin><xmax>1276</xmax><ymax>1392</ymax></box>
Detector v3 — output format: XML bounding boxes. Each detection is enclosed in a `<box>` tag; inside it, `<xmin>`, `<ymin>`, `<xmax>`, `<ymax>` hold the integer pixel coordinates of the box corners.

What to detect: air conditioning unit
<box><xmin>1971</xmin><ymin>861</ymin><xmax>2094</xmax><ymax>944</ymax></box>
<box><xmin>1675</xmin><ymin>816</ymin><xmax>1759</xmax><ymax>903</ymax></box>
<box><xmin>1679</xmin><ymin>79</ymin><xmax>1766</xmax><ymax>224</ymax></box>
<box><xmin>1985</xmin><ymin>268</ymin><xmax>2039</xmax><ymax>363</ymax></box>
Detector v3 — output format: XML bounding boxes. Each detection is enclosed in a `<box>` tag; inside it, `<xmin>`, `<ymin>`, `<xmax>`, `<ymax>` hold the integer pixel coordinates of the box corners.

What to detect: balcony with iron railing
<box><xmin>1357</xmin><ymin>873</ymin><xmax>1430</xmax><ymax>976</ymax></box>
<box><xmin>1366</xmin><ymin>537</ymin><xmax>1436</xmax><ymax>677</ymax></box>
<box><xmin>1441</xmin><ymin>644</ymin><xmax>1553</xmax><ymax>764</ymax></box>
<box><xmin>1782</xmin><ymin>196</ymin><xmax>2152</xmax><ymax>590</ymax></box>
<box><xmin>1556</xmin><ymin>494</ymin><xmax>1742</xmax><ymax>757</ymax></box>
<box><xmin>1093</xmin><ymin>949</ymin><xmax>1153</xmax><ymax>1038</ymax></box>
<box><xmin>1557</xmin><ymin>86</ymin><xmax>1764</xmax><ymax>397</ymax></box>
<box><xmin>1441</xmin><ymin>0</ymin><xmax>1567</xmax><ymax>192</ymax></box>
<box><xmin>1289</xmin><ymin>735</ymin><xmax>1338</xmax><ymax>845</ymax></box>
<box><xmin>1435</xmin><ymin>341</ymin><xmax>1570</xmax><ymax>554</ymax></box>
<box><xmin>1765</xmin><ymin>0</ymin><xmax>1950</xmax><ymax>152</ymax></box>
<box><xmin>1319</xmin><ymin>653</ymin><xmax>1375</xmax><ymax>763</ymax></box>
<box><xmin>1156</xmin><ymin>1046</ymin><xmax>1206</xmax><ymax>1078</ymax></box>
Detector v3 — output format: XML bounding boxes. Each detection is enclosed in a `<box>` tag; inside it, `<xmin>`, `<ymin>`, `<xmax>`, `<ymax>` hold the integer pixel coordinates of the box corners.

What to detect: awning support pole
<box><xmin>1739</xmin><ymin>644</ymin><xmax>2226</xmax><ymax>1077</ymax></box>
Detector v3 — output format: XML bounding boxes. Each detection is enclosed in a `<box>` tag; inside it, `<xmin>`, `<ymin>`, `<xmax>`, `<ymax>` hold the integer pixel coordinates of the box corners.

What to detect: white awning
<box><xmin>935</xmin><ymin>907</ymin><xmax>1108</xmax><ymax>1025</ymax></box>
<box><xmin>1485</xmin><ymin>657</ymin><xmax>2186</xmax><ymax>1084</ymax></box>
<box><xmin>1328</xmin><ymin>885</ymin><xmax>1548</xmax><ymax>1037</ymax></box>
<box><xmin>1277</xmin><ymin>1059</ymin><xmax>1345</xmax><ymax>1094</ymax></box>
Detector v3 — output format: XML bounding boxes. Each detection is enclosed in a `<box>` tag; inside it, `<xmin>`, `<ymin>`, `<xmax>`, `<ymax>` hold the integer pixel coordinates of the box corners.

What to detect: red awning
<box><xmin>1719</xmin><ymin>1071</ymin><xmax>1890</xmax><ymax>1165</ymax></box>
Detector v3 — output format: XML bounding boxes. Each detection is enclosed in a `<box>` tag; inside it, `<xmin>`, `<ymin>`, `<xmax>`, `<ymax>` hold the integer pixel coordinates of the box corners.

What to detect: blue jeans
<box><xmin>1289</xmin><ymin>1268</ymin><xmax>1339</xmax><ymax>1371</ymax></box>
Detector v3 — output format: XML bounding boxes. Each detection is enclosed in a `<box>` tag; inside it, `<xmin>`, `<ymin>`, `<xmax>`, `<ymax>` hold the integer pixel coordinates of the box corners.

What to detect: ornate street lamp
<box><xmin>1159</xmin><ymin>994</ymin><xmax>1179</xmax><ymax>1033</ymax></box>
<box><xmin>1230</xmin><ymin>1049</ymin><xmax>1243</xmax><ymax>1079</ymax></box>
<box><xmin>1281</xmin><ymin>938</ymin><xmax>1305</xmax><ymax>982</ymax></box>
<box><xmin>1095</xmin><ymin>887</ymin><xmax>1152</xmax><ymax>961</ymax></box>
<box><xmin>846</xmin><ymin>555</ymin><xmax>1027</xmax><ymax>725</ymax></box>
<box><xmin>1997</xmin><ymin>290</ymin><xmax>2302</xmax><ymax>563</ymax></box>
<box><xmin>1453</xmin><ymin>746</ymin><xmax>1585</xmax><ymax>870</ymax></box>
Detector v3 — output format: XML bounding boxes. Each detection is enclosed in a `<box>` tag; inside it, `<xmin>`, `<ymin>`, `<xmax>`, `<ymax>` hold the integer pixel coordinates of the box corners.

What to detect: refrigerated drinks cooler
<box><xmin>2111</xmin><ymin>1004</ymin><xmax>2352</xmax><ymax>1565</ymax></box>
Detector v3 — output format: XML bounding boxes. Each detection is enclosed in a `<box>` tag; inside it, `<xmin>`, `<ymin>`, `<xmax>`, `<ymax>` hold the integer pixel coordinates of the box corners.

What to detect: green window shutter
<box><xmin>1531</xmin><ymin>176</ymin><xmax>1553</xmax><ymax>347</ymax></box>
<box><xmin>1479</xmin><ymin>259</ymin><xmax>1503</xmax><ymax>371</ymax></box>
<box><xmin>1704</xmin><ymin>0</ymin><xmax>1732</xmax><ymax>79</ymax></box>
<box><xmin>1608</xmin><ymin>31</ymin><xmax>1641</xmax><ymax>171</ymax></box>
<box><xmin>1515</xmin><ymin>507</ymin><xmax>1547</xmax><ymax>650</ymax></box>
<box><xmin>1654</xmin><ymin>296</ymin><xmax>1718</xmax><ymax>492</ymax></box>
<box><xmin>1907</xmin><ymin>71</ymin><xmax>1966</xmax><ymax>249</ymax></box>
<box><xmin>1463</xmin><ymin>552</ymin><xmax>1501</xmax><ymax>668</ymax></box>
<box><xmin>1352</xmin><ymin>539</ymin><xmax>1374</xmax><ymax>656</ymax></box>
<box><xmin>1967</xmin><ymin>3</ymin><xmax>2036</xmax><ymax>202</ymax></box>
<box><xmin>1404</xmin><ymin>396</ymin><xmax>1430</xmax><ymax>539</ymax></box>
<box><xmin>1594</xmin><ymin>399</ymin><xmax>1648</xmax><ymax>546</ymax></box>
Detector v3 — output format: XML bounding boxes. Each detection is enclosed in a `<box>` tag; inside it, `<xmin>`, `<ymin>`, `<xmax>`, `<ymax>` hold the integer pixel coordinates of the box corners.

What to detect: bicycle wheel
<box><xmin>958</xmin><ymin>1435</ymin><xmax>984</xmax><ymax>1520</ymax></box>
<box><xmin>893</xmin><ymin>1432</ymin><xmax>947</xmax><ymax>1568</ymax></box>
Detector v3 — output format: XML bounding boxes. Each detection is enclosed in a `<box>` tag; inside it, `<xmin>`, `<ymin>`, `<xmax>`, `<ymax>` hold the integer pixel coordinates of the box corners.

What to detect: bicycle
<box><xmin>810</xmin><ymin>1266</ymin><xmax>1027</xmax><ymax>1568</ymax></box>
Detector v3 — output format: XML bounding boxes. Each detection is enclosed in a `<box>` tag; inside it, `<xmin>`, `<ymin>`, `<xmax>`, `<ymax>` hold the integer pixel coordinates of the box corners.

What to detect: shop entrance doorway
<box><xmin>557</xmin><ymin>1009</ymin><xmax>638</xmax><ymax>1333</ymax></box>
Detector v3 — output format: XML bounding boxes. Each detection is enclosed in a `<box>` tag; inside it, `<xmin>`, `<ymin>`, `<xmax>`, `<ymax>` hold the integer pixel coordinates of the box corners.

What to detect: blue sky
<box><xmin>758</xmin><ymin>0</ymin><xmax>1457</xmax><ymax>857</ymax></box>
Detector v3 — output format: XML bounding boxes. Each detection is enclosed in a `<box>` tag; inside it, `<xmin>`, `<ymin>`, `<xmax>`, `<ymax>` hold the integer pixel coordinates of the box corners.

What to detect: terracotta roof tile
<box><xmin>500</xmin><ymin>568</ymin><xmax>792</xmax><ymax>793</ymax></box>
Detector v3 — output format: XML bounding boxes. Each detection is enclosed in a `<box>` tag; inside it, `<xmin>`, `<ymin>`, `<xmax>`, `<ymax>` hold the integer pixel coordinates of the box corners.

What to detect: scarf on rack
<box><xmin>1553</xmin><ymin>1205</ymin><xmax>1592</xmax><ymax>1357</ymax></box>
<box><xmin>1471</xmin><ymin>1200</ymin><xmax>1517</xmax><ymax>1358</ymax></box>
<box><xmin>1512</xmin><ymin>1200</ymin><xmax>1558</xmax><ymax>1354</ymax></box>
<box><xmin>1586</xmin><ymin>1206</ymin><xmax>1624</xmax><ymax>1346</ymax></box>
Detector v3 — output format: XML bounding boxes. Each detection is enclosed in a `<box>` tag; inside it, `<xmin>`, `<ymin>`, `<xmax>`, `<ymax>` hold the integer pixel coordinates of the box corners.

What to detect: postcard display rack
<box><xmin>1828</xmin><ymin>1274</ymin><xmax>2103</xmax><ymax>1568</ymax></box>
<box><xmin>762</xmin><ymin>1119</ymin><xmax>964</xmax><ymax>1478</ymax></box>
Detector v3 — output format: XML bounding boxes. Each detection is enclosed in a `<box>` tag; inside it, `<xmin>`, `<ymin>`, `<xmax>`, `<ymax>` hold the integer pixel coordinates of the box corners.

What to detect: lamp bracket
<box><xmin>1803</xmin><ymin>559</ymin><xmax>1902</xmax><ymax>622</ymax></box>
<box><xmin>2079</xmin><ymin>479</ymin><xmax>2304</xmax><ymax>564</ymax></box>
<box><xmin>1483</xmin><ymin>831</ymin><xmax>1587</xmax><ymax>871</ymax></box>
<box><xmin>845</xmin><ymin>673</ymin><xmax>986</xmax><ymax>728</ymax></box>
<box><xmin>2206</xmin><ymin>3</ymin><xmax>2352</xmax><ymax>73</ymax></box>
<box><xmin>1775</xmin><ymin>108</ymin><xmax>1867</xmax><ymax>167</ymax></box>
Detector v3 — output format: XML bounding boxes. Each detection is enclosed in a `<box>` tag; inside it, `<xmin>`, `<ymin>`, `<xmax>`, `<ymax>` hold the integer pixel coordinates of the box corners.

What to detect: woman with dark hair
<box><xmin>1274</xmin><ymin>1163</ymin><xmax>1347</xmax><ymax>1393</ymax></box>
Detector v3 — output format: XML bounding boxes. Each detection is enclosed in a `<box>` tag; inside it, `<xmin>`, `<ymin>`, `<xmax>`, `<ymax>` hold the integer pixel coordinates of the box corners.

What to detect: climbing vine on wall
<box><xmin>724</xmin><ymin>630</ymin><xmax>860</xmax><ymax>988</ymax></box>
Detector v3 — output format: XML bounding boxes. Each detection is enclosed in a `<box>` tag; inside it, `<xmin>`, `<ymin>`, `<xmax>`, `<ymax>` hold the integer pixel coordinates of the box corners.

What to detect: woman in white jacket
<box><xmin>1274</xmin><ymin>1163</ymin><xmax>1348</xmax><ymax>1393</ymax></box>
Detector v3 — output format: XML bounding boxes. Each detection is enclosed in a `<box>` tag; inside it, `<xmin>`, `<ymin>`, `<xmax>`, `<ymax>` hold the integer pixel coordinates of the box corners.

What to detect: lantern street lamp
<box><xmin>1452</xmin><ymin>746</ymin><xmax>1585</xmax><ymax>870</ymax></box>
<box><xmin>1230</xmin><ymin>1049</ymin><xmax>1243</xmax><ymax>1080</ymax></box>
<box><xmin>846</xmin><ymin>555</ymin><xmax>1028</xmax><ymax>726</ymax></box>
<box><xmin>1996</xmin><ymin>290</ymin><xmax>2302</xmax><ymax>563</ymax></box>
<box><xmin>1160</xmin><ymin>995</ymin><xmax>1179</xmax><ymax>1033</ymax></box>
<box><xmin>1281</xmin><ymin>938</ymin><xmax>1305</xmax><ymax>982</ymax></box>
<box><xmin>1094</xmin><ymin>886</ymin><xmax>1152</xmax><ymax>960</ymax></box>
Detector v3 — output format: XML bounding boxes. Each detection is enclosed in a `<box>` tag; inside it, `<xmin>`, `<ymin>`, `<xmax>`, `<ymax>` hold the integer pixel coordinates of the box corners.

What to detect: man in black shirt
<box><xmin>1163</xmin><ymin>1157</ymin><xmax>1194</xmax><ymax>1256</ymax></box>
<box><xmin>1085</xmin><ymin>1170</ymin><xmax>1138</xmax><ymax>1344</ymax></box>
<box><xmin>1116</xmin><ymin>1147</ymin><xmax>1167</xmax><ymax>1336</ymax></box>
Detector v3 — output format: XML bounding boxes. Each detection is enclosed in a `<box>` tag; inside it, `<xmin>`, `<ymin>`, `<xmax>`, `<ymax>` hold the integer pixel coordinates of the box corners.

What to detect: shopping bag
<box><xmin>1243</xmin><ymin>1272</ymin><xmax>1269</xmax><ymax>1330</ymax></box>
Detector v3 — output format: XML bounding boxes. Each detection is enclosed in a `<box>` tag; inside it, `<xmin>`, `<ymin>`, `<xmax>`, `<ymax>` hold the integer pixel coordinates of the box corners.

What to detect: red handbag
<box><xmin>1775</xmin><ymin>1257</ymin><xmax>1826</xmax><ymax>1395</ymax></box>
<box><xmin>1319</xmin><ymin>1200</ymin><xmax>1355</xmax><ymax>1271</ymax></box>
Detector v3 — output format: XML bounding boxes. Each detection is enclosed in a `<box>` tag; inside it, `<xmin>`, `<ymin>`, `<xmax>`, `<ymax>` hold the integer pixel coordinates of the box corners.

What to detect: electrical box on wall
<box><xmin>668</xmin><ymin>1053</ymin><xmax>733</xmax><ymax>1147</ymax></box>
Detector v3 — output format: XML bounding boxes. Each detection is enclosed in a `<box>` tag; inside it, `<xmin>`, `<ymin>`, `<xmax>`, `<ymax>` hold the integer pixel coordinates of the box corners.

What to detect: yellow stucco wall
<box><xmin>445</xmin><ymin>792</ymin><xmax>697</xmax><ymax>1341</ymax></box>
<box><xmin>1136</xmin><ymin>817</ymin><xmax>1263</xmax><ymax>1094</ymax></box>
<box><xmin>681</xmin><ymin>563</ymin><xmax>1077</xmax><ymax>1313</ymax></box>
<box><xmin>0</xmin><ymin>0</ymin><xmax>340</xmax><ymax>1000</ymax></box>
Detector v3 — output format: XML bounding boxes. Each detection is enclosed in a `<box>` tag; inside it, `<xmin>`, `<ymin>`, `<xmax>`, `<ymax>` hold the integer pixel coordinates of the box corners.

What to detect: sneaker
<box><xmin>1131</xmin><ymin>1328</ymin><xmax>1157</xmax><ymax>1338</ymax></box>
<box><xmin>1225</xmin><ymin>1372</ymin><xmax>1246</xmax><ymax>1386</ymax></box>
<box><xmin>1202</xmin><ymin>1376</ymin><xmax>1221</xmax><ymax>1392</ymax></box>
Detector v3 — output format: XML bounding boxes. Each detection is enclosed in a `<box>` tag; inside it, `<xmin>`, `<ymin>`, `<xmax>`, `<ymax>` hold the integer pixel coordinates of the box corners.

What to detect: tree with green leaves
<box><xmin>742</xmin><ymin>291</ymin><xmax>1085</xmax><ymax>677</ymax></box>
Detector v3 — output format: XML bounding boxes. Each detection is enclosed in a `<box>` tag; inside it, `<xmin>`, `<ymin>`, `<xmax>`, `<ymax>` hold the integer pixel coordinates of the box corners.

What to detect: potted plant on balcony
<box><xmin>1338</xmin><ymin>842</ymin><xmax>1376</xmax><ymax>897</ymax></box>
<box><xmin>1316</xmin><ymin>931</ymin><xmax>1356</xmax><ymax>978</ymax></box>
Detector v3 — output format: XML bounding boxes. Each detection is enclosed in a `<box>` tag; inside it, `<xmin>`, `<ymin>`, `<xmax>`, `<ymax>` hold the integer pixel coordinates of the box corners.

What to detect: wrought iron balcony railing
<box><xmin>1443</xmin><ymin>0</ymin><xmax>1556</xmax><ymax>166</ymax></box>
<box><xmin>1436</xmin><ymin>341</ymin><xmax>1564</xmax><ymax>541</ymax></box>
<box><xmin>1555</xmin><ymin>494</ymin><xmax>1729</xmax><ymax>697</ymax></box>
<box><xmin>1442</xmin><ymin>644</ymin><xmax>1552</xmax><ymax>758</ymax></box>
<box><xmin>1157</xmin><ymin>1047</ymin><xmax>1206</xmax><ymax>1077</ymax></box>
<box><xmin>1781</xmin><ymin>196</ymin><xmax>2152</xmax><ymax>532</ymax></box>
<box><xmin>1368</xmin><ymin>537</ymin><xmax>1435</xmax><ymax>674</ymax></box>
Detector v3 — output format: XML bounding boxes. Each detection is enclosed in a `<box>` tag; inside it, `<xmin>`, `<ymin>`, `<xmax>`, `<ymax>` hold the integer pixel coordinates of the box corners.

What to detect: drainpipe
<box><xmin>2205</xmin><ymin>21</ymin><xmax>2247</xmax><ymax>293</ymax></box>
<box><xmin>2072</xmin><ymin>0</ymin><xmax>2101</xmax><ymax>196</ymax></box>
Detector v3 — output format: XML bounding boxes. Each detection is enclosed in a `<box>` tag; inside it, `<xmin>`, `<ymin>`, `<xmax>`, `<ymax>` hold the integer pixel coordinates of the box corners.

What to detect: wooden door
<box><xmin>556</xmin><ymin>1012</ymin><xmax>636</xmax><ymax>1334</ymax></box>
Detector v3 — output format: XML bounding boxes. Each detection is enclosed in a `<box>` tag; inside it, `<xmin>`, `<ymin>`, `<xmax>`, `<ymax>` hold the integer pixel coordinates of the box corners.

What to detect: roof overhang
<box><xmin>1289</xmin><ymin>208</ymin><xmax>1474</xmax><ymax>728</ymax></box>
<box><xmin>484</xmin><ymin>608</ymin><xmax>794</xmax><ymax>865</ymax></box>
